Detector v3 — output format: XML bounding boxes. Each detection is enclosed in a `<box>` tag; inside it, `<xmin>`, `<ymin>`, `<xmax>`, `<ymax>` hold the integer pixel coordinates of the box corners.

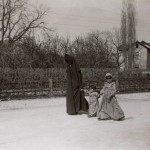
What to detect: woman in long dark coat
<box><xmin>65</xmin><ymin>54</ymin><xmax>89</xmax><ymax>115</ymax></box>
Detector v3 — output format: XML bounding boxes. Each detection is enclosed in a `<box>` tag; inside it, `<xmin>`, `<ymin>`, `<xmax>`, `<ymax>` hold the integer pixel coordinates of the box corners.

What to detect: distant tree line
<box><xmin>0</xmin><ymin>30</ymin><xmax>123</xmax><ymax>69</ymax></box>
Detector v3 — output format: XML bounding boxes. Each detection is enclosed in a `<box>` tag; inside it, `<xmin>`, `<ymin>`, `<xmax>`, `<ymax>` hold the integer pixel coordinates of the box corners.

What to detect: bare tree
<box><xmin>0</xmin><ymin>0</ymin><xmax>50</xmax><ymax>68</ymax></box>
<box><xmin>72</xmin><ymin>31</ymin><xmax>115</xmax><ymax>68</ymax></box>
<box><xmin>60</xmin><ymin>36</ymin><xmax>72</xmax><ymax>55</ymax></box>
<box><xmin>127</xmin><ymin>0</ymin><xmax>136</xmax><ymax>69</ymax></box>
<box><xmin>121</xmin><ymin>0</ymin><xmax>128</xmax><ymax>70</ymax></box>
<box><xmin>0</xmin><ymin>0</ymin><xmax>49</xmax><ymax>45</ymax></box>
<box><xmin>121</xmin><ymin>0</ymin><xmax>137</xmax><ymax>69</ymax></box>
<box><xmin>110</xmin><ymin>28</ymin><xmax>124</xmax><ymax>70</ymax></box>
<box><xmin>20</xmin><ymin>33</ymin><xmax>66</xmax><ymax>68</ymax></box>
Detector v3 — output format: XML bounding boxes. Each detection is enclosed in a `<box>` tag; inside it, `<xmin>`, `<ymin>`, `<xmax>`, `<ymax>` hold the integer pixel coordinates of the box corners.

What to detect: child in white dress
<box><xmin>87</xmin><ymin>86</ymin><xmax>100</xmax><ymax>117</ymax></box>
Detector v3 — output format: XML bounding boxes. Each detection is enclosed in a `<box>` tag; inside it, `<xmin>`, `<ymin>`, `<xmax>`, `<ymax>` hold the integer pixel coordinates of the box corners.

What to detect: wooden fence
<box><xmin>0</xmin><ymin>79</ymin><xmax>67</xmax><ymax>99</ymax></box>
<box><xmin>1</xmin><ymin>77</ymin><xmax>150</xmax><ymax>100</ymax></box>
<box><xmin>1</xmin><ymin>68</ymin><xmax>150</xmax><ymax>99</ymax></box>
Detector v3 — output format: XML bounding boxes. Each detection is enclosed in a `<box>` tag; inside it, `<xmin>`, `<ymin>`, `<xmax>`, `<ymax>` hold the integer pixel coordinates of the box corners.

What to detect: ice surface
<box><xmin>0</xmin><ymin>93</ymin><xmax>150</xmax><ymax>150</ymax></box>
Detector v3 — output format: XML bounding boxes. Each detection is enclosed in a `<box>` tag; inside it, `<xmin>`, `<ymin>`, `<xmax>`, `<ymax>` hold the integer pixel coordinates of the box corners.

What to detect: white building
<box><xmin>134</xmin><ymin>41</ymin><xmax>150</xmax><ymax>69</ymax></box>
<box><xmin>119</xmin><ymin>41</ymin><xmax>150</xmax><ymax>70</ymax></box>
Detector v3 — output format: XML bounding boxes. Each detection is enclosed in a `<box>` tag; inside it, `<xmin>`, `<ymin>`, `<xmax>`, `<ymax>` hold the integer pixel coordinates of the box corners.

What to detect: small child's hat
<box><xmin>105</xmin><ymin>73</ymin><xmax>112</xmax><ymax>79</ymax></box>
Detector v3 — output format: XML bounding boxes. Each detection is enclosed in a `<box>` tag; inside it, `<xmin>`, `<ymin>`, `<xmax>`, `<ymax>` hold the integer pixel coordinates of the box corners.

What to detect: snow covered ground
<box><xmin>0</xmin><ymin>93</ymin><xmax>150</xmax><ymax>150</ymax></box>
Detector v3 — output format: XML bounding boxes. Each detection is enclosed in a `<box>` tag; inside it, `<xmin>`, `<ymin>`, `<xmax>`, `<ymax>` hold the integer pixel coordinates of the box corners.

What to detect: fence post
<box><xmin>49</xmin><ymin>78</ymin><xmax>53</xmax><ymax>97</ymax></box>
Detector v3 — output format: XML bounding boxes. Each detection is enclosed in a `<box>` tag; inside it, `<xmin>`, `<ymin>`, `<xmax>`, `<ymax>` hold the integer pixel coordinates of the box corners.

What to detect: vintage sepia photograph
<box><xmin>0</xmin><ymin>0</ymin><xmax>150</xmax><ymax>150</ymax></box>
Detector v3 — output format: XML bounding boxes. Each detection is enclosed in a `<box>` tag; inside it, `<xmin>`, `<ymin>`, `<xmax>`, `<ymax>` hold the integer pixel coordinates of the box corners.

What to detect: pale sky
<box><xmin>32</xmin><ymin>0</ymin><xmax>150</xmax><ymax>41</ymax></box>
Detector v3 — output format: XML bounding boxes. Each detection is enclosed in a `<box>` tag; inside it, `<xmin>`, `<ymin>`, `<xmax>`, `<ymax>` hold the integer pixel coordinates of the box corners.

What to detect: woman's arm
<box><xmin>107</xmin><ymin>82</ymin><xmax>116</xmax><ymax>103</ymax></box>
<box><xmin>110</xmin><ymin>82</ymin><xmax>116</xmax><ymax>96</ymax></box>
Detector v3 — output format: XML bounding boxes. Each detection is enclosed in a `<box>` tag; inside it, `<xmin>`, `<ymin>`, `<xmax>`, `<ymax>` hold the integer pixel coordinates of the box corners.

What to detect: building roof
<box><xmin>118</xmin><ymin>41</ymin><xmax>150</xmax><ymax>51</ymax></box>
<box><xmin>136</xmin><ymin>41</ymin><xmax>150</xmax><ymax>50</ymax></box>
